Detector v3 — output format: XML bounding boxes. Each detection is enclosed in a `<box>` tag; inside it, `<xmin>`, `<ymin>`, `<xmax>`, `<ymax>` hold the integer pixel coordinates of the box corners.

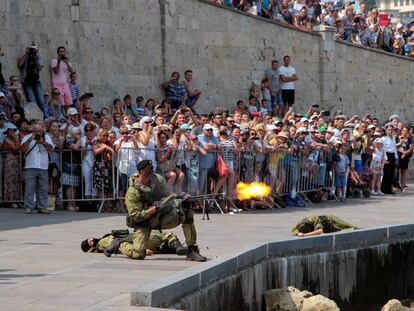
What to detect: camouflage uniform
<box><xmin>291</xmin><ymin>215</ymin><xmax>357</xmax><ymax>236</ymax></box>
<box><xmin>124</xmin><ymin>172</ymin><xmax>197</xmax><ymax>259</ymax></box>
<box><xmin>88</xmin><ymin>231</ymin><xmax>180</xmax><ymax>255</ymax></box>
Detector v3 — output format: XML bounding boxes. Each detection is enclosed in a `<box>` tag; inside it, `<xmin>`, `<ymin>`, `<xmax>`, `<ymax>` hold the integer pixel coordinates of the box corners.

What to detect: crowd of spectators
<box><xmin>0</xmin><ymin>42</ymin><xmax>412</xmax><ymax>214</ymax></box>
<box><xmin>212</xmin><ymin>0</ymin><xmax>414</xmax><ymax>56</ymax></box>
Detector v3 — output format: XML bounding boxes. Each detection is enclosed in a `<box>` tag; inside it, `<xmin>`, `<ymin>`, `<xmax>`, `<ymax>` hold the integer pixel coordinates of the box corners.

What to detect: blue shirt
<box><xmin>336</xmin><ymin>154</ymin><xmax>350</xmax><ymax>174</ymax></box>
<box><xmin>166</xmin><ymin>81</ymin><xmax>185</xmax><ymax>102</ymax></box>
<box><xmin>197</xmin><ymin>134</ymin><xmax>220</xmax><ymax>169</ymax></box>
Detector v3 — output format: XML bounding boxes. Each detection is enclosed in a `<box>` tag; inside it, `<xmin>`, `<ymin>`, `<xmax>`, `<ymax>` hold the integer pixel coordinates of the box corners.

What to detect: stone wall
<box><xmin>1</xmin><ymin>0</ymin><xmax>413</xmax><ymax>121</ymax></box>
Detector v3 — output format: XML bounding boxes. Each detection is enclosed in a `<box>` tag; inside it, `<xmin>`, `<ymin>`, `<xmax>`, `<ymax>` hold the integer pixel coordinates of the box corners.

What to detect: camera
<box><xmin>34</xmin><ymin>133</ymin><xmax>45</xmax><ymax>141</ymax></box>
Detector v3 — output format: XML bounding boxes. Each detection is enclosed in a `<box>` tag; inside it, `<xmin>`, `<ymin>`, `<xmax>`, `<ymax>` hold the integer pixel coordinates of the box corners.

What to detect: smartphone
<box><xmin>312</xmin><ymin>104</ymin><xmax>319</xmax><ymax>108</ymax></box>
<box><xmin>85</xmin><ymin>92</ymin><xmax>94</xmax><ymax>98</ymax></box>
<box><xmin>323</xmin><ymin>111</ymin><xmax>331</xmax><ymax>116</ymax></box>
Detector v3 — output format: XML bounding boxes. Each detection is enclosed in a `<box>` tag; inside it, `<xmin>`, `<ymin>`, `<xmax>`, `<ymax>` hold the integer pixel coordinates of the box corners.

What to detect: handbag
<box><xmin>215</xmin><ymin>155</ymin><xmax>228</xmax><ymax>177</ymax></box>
<box><xmin>158</xmin><ymin>149</ymin><xmax>176</xmax><ymax>172</ymax></box>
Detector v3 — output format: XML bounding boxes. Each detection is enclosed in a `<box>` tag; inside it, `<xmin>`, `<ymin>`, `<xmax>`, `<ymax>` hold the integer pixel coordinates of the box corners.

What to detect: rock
<box><xmin>300</xmin><ymin>295</ymin><xmax>340</xmax><ymax>311</ymax></box>
<box><xmin>264</xmin><ymin>287</ymin><xmax>300</xmax><ymax>311</ymax></box>
<box><xmin>381</xmin><ymin>299</ymin><xmax>413</xmax><ymax>311</ymax></box>
<box><xmin>264</xmin><ymin>286</ymin><xmax>339</xmax><ymax>311</ymax></box>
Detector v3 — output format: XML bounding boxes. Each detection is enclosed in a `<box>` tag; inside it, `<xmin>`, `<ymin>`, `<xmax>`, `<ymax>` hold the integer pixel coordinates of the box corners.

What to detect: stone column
<box><xmin>313</xmin><ymin>25</ymin><xmax>337</xmax><ymax>110</ymax></box>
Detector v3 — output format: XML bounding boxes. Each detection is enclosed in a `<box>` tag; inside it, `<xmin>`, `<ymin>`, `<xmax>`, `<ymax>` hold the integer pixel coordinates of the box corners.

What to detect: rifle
<box><xmin>155</xmin><ymin>192</ymin><xmax>225</xmax><ymax>221</ymax></box>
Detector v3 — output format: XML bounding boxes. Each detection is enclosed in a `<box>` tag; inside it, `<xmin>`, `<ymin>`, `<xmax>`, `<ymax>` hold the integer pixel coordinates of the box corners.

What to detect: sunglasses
<box><xmin>102</xmin><ymin>134</ymin><xmax>109</xmax><ymax>137</ymax></box>
<box><xmin>121</xmin><ymin>132</ymin><xmax>129</xmax><ymax>135</ymax></box>
<box><xmin>85</xmin><ymin>111</ymin><xmax>94</xmax><ymax>114</ymax></box>
<box><xmin>59</xmin><ymin>120</ymin><xmax>66</xmax><ymax>123</ymax></box>
<box><xmin>227</xmin><ymin>120</ymin><xmax>235</xmax><ymax>123</ymax></box>
<box><xmin>85</xmin><ymin>128</ymin><xmax>94</xmax><ymax>132</ymax></box>
<box><xmin>53</xmin><ymin>92</ymin><xmax>60</xmax><ymax>95</ymax></box>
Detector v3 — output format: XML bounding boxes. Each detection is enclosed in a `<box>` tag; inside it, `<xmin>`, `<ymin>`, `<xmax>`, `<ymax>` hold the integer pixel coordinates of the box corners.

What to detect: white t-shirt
<box><xmin>21</xmin><ymin>133</ymin><xmax>54</xmax><ymax>170</ymax></box>
<box><xmin>80</xmin><ymin>136</ymin><xmax>95</xmax><ymax>166</ymax></box>
<box><xmin>113</xmin><ymin>138</ymin><xmax>137</xmax><ymax>176</ymax></box>
<box><xmin>279</xmin><ymin>65</ymin><xmax>296</xmax><ymax>90</ymax></box>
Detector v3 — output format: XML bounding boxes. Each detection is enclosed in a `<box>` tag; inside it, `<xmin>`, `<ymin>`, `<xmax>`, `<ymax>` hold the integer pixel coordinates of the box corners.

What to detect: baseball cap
<box><xmin>300</xmin><ymin>117</ymin><xmax>309</xmax><ymax>123</ymax></box>
<box><xmin>274</xmin><ymin>119</ymin><xmax>284</xmax><ymax>125</ymax></box>
<box><xmin>340</xmin><ymin>128</ymin><xmax>350</xmax><ymax>134</ymax></box>
<box><xmin>335</xmin><ymin>115</ymin><xmax>347</xmax><ymax>120</ymax></box>
<box><xmin>179</xmin><ymin>123</ymin><xmax>191</xmax><ymax>131</ymax></box>
<box><xmin>67</xmin><ymin>107</ymin><xmax>79</xmax><ymax>116</ymax></box>
<box><xmin>203</xmin><ymin>124</ymin><xmax>214</xmax><ymax>131</ymax></box>
<box><xmin>0</xmin><ymin>92</ymin><xmax>5</xmax><ymax>98</ymax></box>
<box><xmin>296</xmin><ymin>127</ymin><xmax>309</xmax><ymax>135</ymax></box>
<box><xmin>374</xmin><ymin>138</ymin><xmax>383</xmax><ymax>144</ymax></box>
<box><xmin>368</xmin><ymin>125</ymin><xmax>376</xmax><ymax>130</ymax></box>
<box><xmin>131</xmin><ymin>122</ymin><xmax>142</xmax><ymax>130</ymax></box>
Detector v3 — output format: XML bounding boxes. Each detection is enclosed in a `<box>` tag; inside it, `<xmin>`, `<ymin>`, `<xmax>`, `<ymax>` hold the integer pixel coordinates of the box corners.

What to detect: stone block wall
<box><xmin>0</xmin><ymin>0</ymin><xmax>413</xmax><ymax>121</ymax></box>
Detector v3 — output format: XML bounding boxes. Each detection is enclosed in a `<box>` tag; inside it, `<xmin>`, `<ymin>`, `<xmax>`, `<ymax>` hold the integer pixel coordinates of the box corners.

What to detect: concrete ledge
<box><xmin>131</xmin><ymin>223</ymin><xmax>414</xmax><ymax>308</ymax></box>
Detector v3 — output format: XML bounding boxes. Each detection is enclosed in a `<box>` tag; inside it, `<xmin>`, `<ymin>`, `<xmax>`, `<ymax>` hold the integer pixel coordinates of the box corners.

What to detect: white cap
<box><xmin>131</xmin><ymin>122</ymin><xmax>142</xmax><ymax>130</ymax></box>
<box><xmin>368</xmin><ymin>124</ymin><xmax>376</xmax><ymax>130</ymax></box>
<box><xmin>139</xmin><ymin>116</ymin><xmax>152</xmax><ymax>127</ymax></box>
<box><xmin>0</xmin><ymin>92</ymin><xmax>5</xmax><ymax>98</ymax></box>
<box><xmin>396</xmin><ymin>23</ymin><xmax>403</xmax><ymax>29</ymax></box>
<box><xmin>300</xmin><ymin>117</ymin><xmax>309</xmax><ymax>123</ymax></box>
<box><xmin>203</xmin><ymin>124</ymin><xmax>214</xmax><ymax>130</ymax></box>
<box><xmin>296</xmin><ymin>127</ymin><xmax>309</xmax><ymax>134</ymax></box>
<box><xmin>67</xmin><ymin>107</ymin><xmax>79</xmax><ymax>116</ymax></box>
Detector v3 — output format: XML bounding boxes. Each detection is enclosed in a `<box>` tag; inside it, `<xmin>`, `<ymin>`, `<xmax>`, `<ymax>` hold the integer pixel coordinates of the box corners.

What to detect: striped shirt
<box><xmin>69</xmin><ymin>81</ymin><xmax>79</xmax><ymax>104</ymax></box>
<box><xmin>166</xmin><ymin>81</ymin><xmax>185</xmax><ymax>102</ymax></box>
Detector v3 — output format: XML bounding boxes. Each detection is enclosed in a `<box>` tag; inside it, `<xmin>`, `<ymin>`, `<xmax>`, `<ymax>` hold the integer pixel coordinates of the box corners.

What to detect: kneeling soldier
<box><xmin>81</xmin><ymin>229</ymin><xmax>187</xmax><ymax>256</ymax></box>
<box><xmin>121</xmin><ymin>160</ymin><xmax>206</xmax><ymax>261</ymax></box>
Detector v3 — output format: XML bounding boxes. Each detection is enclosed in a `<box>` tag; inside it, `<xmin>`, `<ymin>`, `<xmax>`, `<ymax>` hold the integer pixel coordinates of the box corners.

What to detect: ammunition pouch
<box><xmin>149</xmin><ymin>199</ymin><xmax>185</xmax><ymax>230</ymax></box>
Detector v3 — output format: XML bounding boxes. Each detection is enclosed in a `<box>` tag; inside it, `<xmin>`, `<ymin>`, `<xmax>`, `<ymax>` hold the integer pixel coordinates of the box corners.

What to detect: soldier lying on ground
<box><xmin>81</xmin><ymin>229</ymin><xmax>187</xmax><ymax>257</ymax></box>
<box><xmin>110</xmin><ymin>159</ymin><xmax>206</xmax><ymax>261</ymax></box>
<box><xmin>291</xmin><ymin>215</ymin><xmax>358</xmax><ymax>237</ymax></box>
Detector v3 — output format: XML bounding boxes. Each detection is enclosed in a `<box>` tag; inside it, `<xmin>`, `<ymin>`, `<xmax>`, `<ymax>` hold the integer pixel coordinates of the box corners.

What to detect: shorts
<box><xmin>167</xmin><ymin>99</ymin><xmax>182</xmax><ymax>110</ymax></box>
<box><xmin>370</xmin><ymin>160</ymin><xmax>384</xmax><ymax>175</ymax></box>
<box><xmin>53</xmin><ymin>82</ymin><xmax>73</xmax><ymax>107</ymax></box>
<box><xmin>281</xmin><ymin>89</ymin><xmax>295</xmax><ymax>106</ymax></box>
<box><xmin>354</xmin><ymin>159</ymin><xmax>363</xmax><ymax>173</ymax></box>
<box><xmin>335</xmin><ymin>175</ymin><xmax>347</xmax><ymax>187</ymax></box>
<box><xmin>271</xmin><ymin>91</ymin><xmax>283</xmax><ymax>106</ymax></box>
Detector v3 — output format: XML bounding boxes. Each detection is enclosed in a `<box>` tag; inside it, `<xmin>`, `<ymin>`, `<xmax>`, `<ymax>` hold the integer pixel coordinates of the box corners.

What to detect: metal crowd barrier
<box><xmin>0</xmin><ymin>146</ymin><xmax>340</xmax><ymax>212</ymax></box>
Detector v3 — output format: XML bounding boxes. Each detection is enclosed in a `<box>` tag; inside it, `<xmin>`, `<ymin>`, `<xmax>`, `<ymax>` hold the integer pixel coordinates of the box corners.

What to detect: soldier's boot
<box><xmin>172</xmin><ymin>240</ymin><xmax>188</xmax><ymax>256</ymax></box>
<box><xmin>186</xmin><ymin>245</ymin><xmax>207</xmax><ymax>262</ymax></box>
<box><xmin>104</xmin><ymin>239</ymin><xmax>122</xmax><ymax>257</ymax></box>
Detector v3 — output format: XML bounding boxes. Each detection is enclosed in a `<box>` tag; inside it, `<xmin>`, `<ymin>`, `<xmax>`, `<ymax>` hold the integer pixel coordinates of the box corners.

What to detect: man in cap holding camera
<box><xmin>20</xmin><ymin>123</ymin><xmax>54</xmax><ymax>214</ymax></box>
<box><xmin>111</xmin><ymin>159</ymin><xmax>207</xmax><ymax>261</ymax></box>
<box><xmin>17</xmin><ymin>42</ymin><xmax>46</xmax><ymax>113</ymax></box>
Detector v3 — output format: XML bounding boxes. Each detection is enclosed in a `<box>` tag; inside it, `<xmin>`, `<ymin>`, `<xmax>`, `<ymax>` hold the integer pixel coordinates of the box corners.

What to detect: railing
<box><xmin>0</xmin><ymin>146</ymin><xmax>339</xmax><ymax>212</ymax></box>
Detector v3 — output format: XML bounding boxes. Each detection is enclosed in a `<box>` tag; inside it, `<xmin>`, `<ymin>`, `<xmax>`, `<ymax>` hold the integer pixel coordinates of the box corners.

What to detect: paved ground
<box><xmin>1</xmin><ymin>189</ymin><xmax>414</xmax><ymax>311</ymax></box>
